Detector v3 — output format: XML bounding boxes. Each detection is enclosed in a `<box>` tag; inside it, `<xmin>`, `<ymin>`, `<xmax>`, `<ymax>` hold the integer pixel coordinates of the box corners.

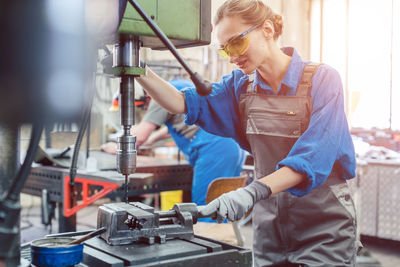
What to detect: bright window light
<box><xmin>311</xmin><ymin>0</ymin><xmax>399</xmax><ymax>130</ymax></box>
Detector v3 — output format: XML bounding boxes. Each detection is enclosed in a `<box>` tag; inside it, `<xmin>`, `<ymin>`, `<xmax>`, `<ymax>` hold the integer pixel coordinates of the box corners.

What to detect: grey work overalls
<box><xmin>239</xmin><ymin>64</ymin><xmax>357</xmax><ymax>267</ymax></box>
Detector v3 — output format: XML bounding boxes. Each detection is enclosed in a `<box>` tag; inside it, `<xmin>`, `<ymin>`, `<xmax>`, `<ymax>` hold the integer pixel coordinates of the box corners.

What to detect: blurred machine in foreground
<box><xmin>0</xmin><ymin>0</ymin><xmax>239</xmax><ymax>266</ymax></box>
<box><xmin>0</xmin><ymin>1</ymin><xmax>92</xmax><ymax>265</ymax></box>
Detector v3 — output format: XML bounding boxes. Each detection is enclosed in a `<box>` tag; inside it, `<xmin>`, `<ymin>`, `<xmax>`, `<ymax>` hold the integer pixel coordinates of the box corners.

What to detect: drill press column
<box><xmin>113</xmin><ymin>37</ymin><xmax>140</xmax><ymax>202</ymax></box>
<box><xmin>117</xmin><ymin>77</ymin><xmax>136</xmax><ymax>177</ymax></box>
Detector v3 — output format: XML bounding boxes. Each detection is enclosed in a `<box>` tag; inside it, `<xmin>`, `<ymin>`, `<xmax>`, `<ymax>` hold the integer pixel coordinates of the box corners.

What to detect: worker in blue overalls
<box><xmin>136</xmin><ymin>0</ymin><xmax>359</xmax><ymax>265</ymax></box>
<box><xmin>102</xmin><ymin>78</ymin><xmax>246</xmax><ymax>222</ymax></box>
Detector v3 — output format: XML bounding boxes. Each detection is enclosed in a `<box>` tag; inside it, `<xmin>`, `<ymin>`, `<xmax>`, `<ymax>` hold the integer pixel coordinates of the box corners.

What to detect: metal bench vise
<box><xmin>97</xmin><ymin>202</ymin><xmax>199</xmax><ymax>246</ymax></box>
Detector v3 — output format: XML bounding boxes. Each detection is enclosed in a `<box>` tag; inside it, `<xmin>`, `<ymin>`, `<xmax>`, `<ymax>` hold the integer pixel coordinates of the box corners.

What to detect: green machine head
<box><xmin>94</xmin><ymin>0</ymin><xmax>211</xmax><ymax>49</ymax></box>
<box><xmin>120</xmin><ymin>0</ymin><xmax>211</xmax><ymax>48</ymax></box>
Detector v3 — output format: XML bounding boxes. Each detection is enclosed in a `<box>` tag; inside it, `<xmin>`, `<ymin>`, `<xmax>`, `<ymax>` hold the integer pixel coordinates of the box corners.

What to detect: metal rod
<box><xmin>66</xmin><ymin>227</ymin><xmax>106</xmax><ymax>245</ymax></box>
<box><xmin>158</xmin><ymin>210</ymin><xmax>177</xmax><ymax>218</ymax></box>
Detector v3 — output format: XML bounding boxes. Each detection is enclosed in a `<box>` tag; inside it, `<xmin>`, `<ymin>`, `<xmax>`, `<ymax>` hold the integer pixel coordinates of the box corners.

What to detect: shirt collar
<box><xmin>253</xmin><ymin>47</ymin><xmax>304</xmax><ymax>95</ymax></box>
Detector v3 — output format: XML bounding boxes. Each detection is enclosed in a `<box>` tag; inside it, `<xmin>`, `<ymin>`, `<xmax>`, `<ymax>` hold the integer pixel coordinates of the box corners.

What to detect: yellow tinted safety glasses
<box><xmin>217</xmin><ymin>24</ymin><xmax>262</xmax><ymax>58</ymax></box>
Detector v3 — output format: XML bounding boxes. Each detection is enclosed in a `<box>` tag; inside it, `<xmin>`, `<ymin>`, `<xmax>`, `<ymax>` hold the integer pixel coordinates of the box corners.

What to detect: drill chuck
<box><xmin>117</xmin><ymin>135</ymin><xmax>137</xmax><ymax>176</ymax></box>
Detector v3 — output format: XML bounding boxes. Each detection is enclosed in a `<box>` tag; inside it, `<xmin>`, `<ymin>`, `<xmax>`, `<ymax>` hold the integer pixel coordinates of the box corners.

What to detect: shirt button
<box><xmin>293</xmin><ymin>130</ymin><xmax>300</xmax><ymax>135</ymax></box>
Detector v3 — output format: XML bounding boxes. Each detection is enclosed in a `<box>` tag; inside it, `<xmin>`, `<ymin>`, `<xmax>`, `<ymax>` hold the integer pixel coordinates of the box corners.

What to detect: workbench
<box><xmin>21</xmin><ymin>230</ymin><xmax>252</xmax><ymax>267</ymax></box>
<box><xmin>23</xmin><ymin>154</ymin><xmax>193</xmax><ymax>233</ymax></box>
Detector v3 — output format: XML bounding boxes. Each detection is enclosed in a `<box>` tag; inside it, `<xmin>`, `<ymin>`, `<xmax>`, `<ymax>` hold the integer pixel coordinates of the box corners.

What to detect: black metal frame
<box><xmin>23</xmin><ymin>164</ymin><xmax>193</xmax><ymax>233</ymax></box>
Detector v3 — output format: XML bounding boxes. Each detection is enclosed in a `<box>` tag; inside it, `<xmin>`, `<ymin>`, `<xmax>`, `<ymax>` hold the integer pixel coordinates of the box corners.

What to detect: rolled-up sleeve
<box><xmin>183</xmin><ymin>88</ymin><xmax>201</xmax><ymax>125</ymax></box>
<box><xmin>277</xmin><ymin>65</ymin><xmax>356</xmax><ymax>197</ymax></box>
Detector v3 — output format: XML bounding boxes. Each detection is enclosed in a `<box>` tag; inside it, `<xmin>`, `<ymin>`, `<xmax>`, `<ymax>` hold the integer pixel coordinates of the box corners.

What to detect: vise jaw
<box><xmin>97</xmin><ymin>202</ymin><xmax>198</xmax><ymax>246</ymax></box>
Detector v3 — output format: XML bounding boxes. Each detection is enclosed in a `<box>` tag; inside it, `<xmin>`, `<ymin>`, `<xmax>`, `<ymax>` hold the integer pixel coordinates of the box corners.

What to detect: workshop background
<box><xmin>6</xmin><ymin>0</ymin><xmax>400</xmax><ymax>266</ymax></box>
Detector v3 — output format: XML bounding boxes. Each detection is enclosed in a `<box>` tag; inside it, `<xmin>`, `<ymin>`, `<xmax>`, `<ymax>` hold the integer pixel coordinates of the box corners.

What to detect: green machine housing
<box><xmin>118</xmin><ymin>0</ymin><xmax>211</xmax><ymax>49</ymax></box>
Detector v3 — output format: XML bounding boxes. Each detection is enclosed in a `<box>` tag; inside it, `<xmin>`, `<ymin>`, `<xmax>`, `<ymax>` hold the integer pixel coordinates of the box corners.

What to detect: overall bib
<box><xmin>239</xmin><ymin>64</ymin><xmax>357</xmax><ymax>267</ymax></box>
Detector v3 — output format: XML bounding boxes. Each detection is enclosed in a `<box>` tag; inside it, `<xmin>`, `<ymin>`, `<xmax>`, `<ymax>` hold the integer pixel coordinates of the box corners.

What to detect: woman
<box><xmin>137</xmin><ymin>0</ymin><xmax>358</xmax><ymax>266</ymax></box>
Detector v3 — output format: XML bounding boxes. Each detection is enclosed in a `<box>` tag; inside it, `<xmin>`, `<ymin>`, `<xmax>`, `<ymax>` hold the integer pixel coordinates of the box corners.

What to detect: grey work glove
<box><xmin>199</xmin><ymin>180</ymin><xmax>272</xmax><ymax>223</ymax></box>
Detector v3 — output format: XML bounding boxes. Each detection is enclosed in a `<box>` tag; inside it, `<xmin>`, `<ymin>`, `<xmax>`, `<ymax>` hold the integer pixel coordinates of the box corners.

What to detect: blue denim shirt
<box><xmin>182</xmin><ymin>47</ymin><xmax>356</xmax><ymax>197</ymax></box>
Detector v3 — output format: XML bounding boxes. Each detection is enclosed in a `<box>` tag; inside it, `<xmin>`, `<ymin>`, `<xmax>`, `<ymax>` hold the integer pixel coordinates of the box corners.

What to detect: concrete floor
<box><xmin>20</xmin><ymin>198</ymin><xmax>400</xmax><ymax>267</ymax></box>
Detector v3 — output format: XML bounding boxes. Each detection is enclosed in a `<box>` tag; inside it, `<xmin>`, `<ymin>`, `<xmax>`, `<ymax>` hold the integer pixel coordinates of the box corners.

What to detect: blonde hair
<box><xmin>214</xmin><ymin>0</ymin><xmax>283</xmax><ymax>40</ymax></box>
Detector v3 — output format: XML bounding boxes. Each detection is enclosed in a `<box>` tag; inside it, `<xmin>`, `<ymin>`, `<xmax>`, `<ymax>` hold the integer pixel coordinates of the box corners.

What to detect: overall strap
<box><xmin>296</xmin><ymin>62</ymin><xmax>322</xmax><ymax>96</ymax></box>
<box><xmin>246</xmin><ymin>72</ymin><xmax>256</xmax><ymax>93</ymax></box>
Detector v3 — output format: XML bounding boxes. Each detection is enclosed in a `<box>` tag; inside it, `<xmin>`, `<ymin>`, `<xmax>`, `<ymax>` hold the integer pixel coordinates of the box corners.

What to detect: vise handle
<box><xmin>157</xmin><ymin>203</ymin><xmax>204</xmax><ymax>224</ymax></box>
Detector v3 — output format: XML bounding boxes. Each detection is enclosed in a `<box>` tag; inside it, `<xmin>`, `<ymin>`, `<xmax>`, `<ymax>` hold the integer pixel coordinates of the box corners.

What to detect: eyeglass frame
<box><xmin>217</xmin><ymin>23</ymin><xmax>262</xmax><ymax>57</ymax></box>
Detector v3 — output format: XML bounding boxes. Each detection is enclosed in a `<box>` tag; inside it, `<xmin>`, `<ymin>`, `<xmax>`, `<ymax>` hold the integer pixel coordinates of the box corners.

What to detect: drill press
<box><xmin>91</xmin><ymin>0</ymin><xmax>214</xmax><ymax>246</ymax></box>
<box><xmin>108</xmin><ymin>0</ymin><xmax>212</xmax><ymax>203</ymax></box>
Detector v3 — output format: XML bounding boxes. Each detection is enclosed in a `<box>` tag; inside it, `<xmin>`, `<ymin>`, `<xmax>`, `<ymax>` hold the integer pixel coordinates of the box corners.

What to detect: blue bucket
<box><xmin>31</xmin><ymin>237</ymin><xmax>83</xmax><ymax>267</ymax></box>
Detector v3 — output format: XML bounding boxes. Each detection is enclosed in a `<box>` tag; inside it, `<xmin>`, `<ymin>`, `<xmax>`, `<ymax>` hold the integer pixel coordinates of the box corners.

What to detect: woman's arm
<box><xmin>259</xmin><ymin>166</ymin><xmax>305</xmax><ymax>194</ymax></box>
<box><xmin>136</xmin><ymin>68</ymin><xmax>187</xmax><ymax>114</ymax></box>
<box><xmin>198</xmin><ymin>167</ymin><xmax>305</xmax><ymax>222</ymax></box>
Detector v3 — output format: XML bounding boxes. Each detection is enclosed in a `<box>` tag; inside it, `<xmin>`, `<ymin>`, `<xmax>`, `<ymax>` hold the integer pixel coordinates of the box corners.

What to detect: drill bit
<box><xmin>125</xmin><ymin>174</ymin><xmax>129</xmax><ymax>203</ymax></box>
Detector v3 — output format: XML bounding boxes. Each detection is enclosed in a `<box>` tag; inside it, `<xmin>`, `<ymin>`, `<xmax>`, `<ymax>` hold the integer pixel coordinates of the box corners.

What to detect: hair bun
<box><xmin>272</xmin><ymin>14</ymin><xmax>283</xmax><ymax>38</ymax></box>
